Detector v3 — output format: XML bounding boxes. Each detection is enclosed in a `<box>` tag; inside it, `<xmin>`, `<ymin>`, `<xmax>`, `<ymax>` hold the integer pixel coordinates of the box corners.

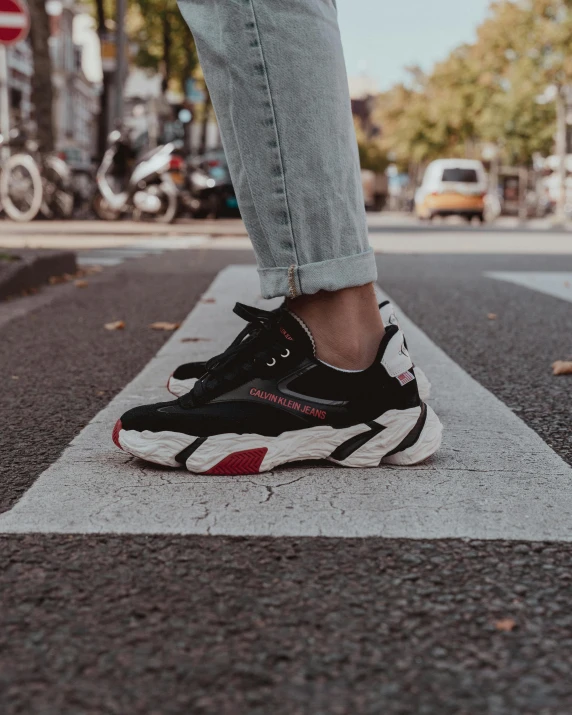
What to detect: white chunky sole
<box><xmin>168</xmin><ymin>369</ymin><xmax>432</xmax><ymax>402</ymax></box>
<box><xmin>113</xmin><ymin>404</ymin><xmax>442</xmax><ymax>475</ymax></box>
<box><xmin>415</xmin><ymin>368</ymin><xmax>431</xmax><ymax>402</ymax></box>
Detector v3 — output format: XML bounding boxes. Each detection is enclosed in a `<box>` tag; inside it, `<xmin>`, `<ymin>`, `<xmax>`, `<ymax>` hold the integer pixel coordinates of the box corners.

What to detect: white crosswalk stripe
<box><xmin>1</xmin><ymin>265</ymin><xmax>571</xmax><ymax>539</ymax></box>
<box><xmin>76</xmin><ymin>237</ymin><xmax>208</xmax><ymax>267</ymax></box>
<box><xmin>486</xmin><ymin>271</ymin><xmax>572</xmax><ymax>304</ymax></box>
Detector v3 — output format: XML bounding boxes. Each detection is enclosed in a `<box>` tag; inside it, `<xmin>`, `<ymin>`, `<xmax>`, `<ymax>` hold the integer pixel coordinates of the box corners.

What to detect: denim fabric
<box><xmin>177</xmin><ymin>0</ymin><xmax>377</xmax><ymax>298</ymax></box>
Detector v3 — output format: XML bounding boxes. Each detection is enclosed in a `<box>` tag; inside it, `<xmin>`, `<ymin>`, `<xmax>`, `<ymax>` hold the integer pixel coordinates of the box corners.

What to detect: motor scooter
<box><xmin>93</xmin><ymin>128</ymin><xmax>178</xmax><ymax>223</ymax></box>
<box><xmin>172</xmin><ymin>151</ymin><xmax>239</xmax><ymax>219</ymax></box>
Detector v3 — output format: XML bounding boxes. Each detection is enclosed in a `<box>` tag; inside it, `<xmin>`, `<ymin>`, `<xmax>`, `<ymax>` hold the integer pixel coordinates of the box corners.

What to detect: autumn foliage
<box><xmin>377</xmin><ymin>0</ymin><xmax>572</xmax><ymax>168</ymax></box>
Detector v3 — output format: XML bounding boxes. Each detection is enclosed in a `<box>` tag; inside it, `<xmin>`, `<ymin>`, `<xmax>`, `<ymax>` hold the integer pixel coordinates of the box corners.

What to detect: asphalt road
<box><xmin>1</xmin><ymin>234</ymin><xmax>572</xmax><ymax>713</ymax></box>
<box><xmin>376</xmin><ymin>253</ymin><xmax>572</xmax><ymax>467</ymax></box>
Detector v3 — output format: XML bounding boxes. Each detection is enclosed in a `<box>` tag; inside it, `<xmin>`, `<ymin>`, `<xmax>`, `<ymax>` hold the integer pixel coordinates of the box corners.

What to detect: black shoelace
<box><xmin>181</xmin><ymin>303</ymin><xmax>291</xmax><ymax>406</ymax></box>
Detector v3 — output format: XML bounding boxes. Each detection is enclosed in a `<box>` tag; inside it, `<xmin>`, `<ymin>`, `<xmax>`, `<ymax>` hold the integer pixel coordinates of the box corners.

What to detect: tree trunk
<box><xmin>200</xmin><ymin>86</ymin><xmax>211</xmax><ymax>155</ymax></box>
<box><xmin>95</xmin><ymin>0</ymin><xmax>112</xmax><ymax>159</ymax></box>
<box><xmin>555</xmin><ymin>88</ymin><xmax>567</xmax><ymax>226</ymax></box>
<box><xmin>28</xmin><ymin>0</ymin><xmax>54</xmax><ymax>151</ymax></box>
<box><xmin>162</xmin><ymin>10</ymin><xmax>172</xmax><ymax>90</ymax></box>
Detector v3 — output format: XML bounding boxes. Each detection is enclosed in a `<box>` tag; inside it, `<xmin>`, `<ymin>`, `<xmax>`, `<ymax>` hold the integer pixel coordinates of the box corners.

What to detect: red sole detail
<box><xmin>205</xmin><ymin>447</ymin><xmax>268</xmax><ymax>476</ymax></box>
<box><xmin>112</xmin><ymin>419</ymin><xmax>123</xmax><ymax>450</ymax></box>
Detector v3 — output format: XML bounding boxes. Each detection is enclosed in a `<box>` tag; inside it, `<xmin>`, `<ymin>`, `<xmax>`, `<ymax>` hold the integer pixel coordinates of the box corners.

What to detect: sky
<box><xmin>77</xmin><ymin>0</ymin><xmax>494</xmax><ymax>89</ymax></box>
<box><xmin>338</xmin><ymin>0</ymin><xmax>493</xmax><ymax>91</ymax></box>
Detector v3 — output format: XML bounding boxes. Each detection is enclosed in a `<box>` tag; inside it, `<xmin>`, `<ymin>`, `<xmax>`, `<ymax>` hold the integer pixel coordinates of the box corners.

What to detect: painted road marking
<box><xmin>5</xmin><ymin>231</ymin><xmax>572</xmax><ymax>255</ymax></box>
<box><xmin>76</xmin><ymin>237</ymin><xmax>209</xmax><ymax>267</ymax></box>
<box><xmin>486</xmin><ymin>271</ymin><xmax>572</xmax><ymax>304</ymax></box>
<box><xmin>1</xmin><ymin>265</ymin><xmax>571</xmax><ymax>539</ymax></box>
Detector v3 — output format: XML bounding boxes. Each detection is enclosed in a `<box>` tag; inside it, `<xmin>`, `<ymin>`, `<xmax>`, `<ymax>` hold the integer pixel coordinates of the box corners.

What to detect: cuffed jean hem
<box><xmin>257</xmin><ymin>248</ymin><xmax>378</xmax><ymax>299</ymax></box>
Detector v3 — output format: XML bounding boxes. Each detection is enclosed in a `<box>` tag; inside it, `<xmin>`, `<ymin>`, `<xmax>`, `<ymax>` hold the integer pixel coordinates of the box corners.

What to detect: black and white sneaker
<box><xmin>168</xmin><ymin>301</ymin><xmax>432</xmax><ymax>401</ymax></box>
<box><xmin>167</xmin><ymin>304</ymin><xmax>274</xmax><ymax>397</ymax></box>
<box><xmin>378</xmin><ymin>301</ymin><xmax>431</xmax><ymax>401</ymax></box>
<box><xmin>113</xmin><ymin>303</ymin><xmax>442</xmax><ymax>475</ymax></box>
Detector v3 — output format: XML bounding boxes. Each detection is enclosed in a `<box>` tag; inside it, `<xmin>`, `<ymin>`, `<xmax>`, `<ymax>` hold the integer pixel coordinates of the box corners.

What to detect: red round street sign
<box><xmin>0</xmin><ymin>0</ymin><xmax>29</xmax><ymax>46</ymax></box>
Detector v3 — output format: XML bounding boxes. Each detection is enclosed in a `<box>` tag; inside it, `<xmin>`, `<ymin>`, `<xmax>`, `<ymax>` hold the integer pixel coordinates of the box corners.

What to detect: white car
<box><xmin>415</xmin><ymin>159</ymin><xmax>488</xmax><ymax>222</ymax></box>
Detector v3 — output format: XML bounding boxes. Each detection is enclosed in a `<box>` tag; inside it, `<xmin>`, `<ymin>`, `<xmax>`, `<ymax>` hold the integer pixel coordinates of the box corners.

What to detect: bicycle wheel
<box><xmin>0</xmin><ymin>154</ymin><xmax>43</xmax><ymax>222</ymax></box>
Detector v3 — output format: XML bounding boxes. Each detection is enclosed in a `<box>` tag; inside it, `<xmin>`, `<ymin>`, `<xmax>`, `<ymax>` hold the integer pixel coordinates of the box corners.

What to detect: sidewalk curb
<box><xmin>0</xmin><ymin>249</ymin><xmax>77</xmax><ymax>301</ymax></box>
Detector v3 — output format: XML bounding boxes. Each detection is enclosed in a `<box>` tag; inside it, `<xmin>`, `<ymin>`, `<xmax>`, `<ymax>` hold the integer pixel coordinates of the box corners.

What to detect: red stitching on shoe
<box><xmin>112</xmin><ymin>419</ymin><xmax>123</xmax><ymax>450</ymax></box>
<box><xmin>205</xmin><ymin>447</ymin><xmax>268</xmax><ymax>476</ymax></box>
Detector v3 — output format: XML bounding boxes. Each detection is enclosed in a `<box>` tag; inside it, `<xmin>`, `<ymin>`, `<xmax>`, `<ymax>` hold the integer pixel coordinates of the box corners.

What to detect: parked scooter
<box><xmin>174</xmin><ymin>151</ymin><xmax>239</xmax><ymax>219</ymax></box>
<box><xmin>93</xmin><ymin>128</ymin><xmax>178</xmax><ymax>223</ymax></box>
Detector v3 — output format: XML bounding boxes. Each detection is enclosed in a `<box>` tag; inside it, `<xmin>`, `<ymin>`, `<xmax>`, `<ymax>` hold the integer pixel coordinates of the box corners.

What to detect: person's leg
<box><xmin>112</xmin><ymin>0</ymin><xmax>442</xmax><ymax>474</ymax></box>
<box><xmin>288</xmin><ymin>285</ymin><xmax>383</xmax><ymax>370</ymax></box>
<box><xmin>177</xmin><ymin>0</ymin><xmax>382</xmax><ymax>368</ymax></box>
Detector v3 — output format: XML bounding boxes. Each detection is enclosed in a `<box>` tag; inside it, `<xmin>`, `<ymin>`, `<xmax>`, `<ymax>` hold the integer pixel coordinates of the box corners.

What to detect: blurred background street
<box><xmin>1</xmin><ymin>0</ymin><xmax>572</xmax><ymax>226</ymax></box>
<box><xmin>2</xmin><ymin>0</ymin><xmax>572</xmax><ymax>713</ymax></box>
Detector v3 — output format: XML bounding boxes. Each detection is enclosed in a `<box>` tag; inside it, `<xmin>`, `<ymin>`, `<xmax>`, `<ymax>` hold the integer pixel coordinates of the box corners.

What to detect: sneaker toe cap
<box><xmin>119</xmin><ymin>400</ymin><xmax>178</xmax><ymax>432</ymax></box>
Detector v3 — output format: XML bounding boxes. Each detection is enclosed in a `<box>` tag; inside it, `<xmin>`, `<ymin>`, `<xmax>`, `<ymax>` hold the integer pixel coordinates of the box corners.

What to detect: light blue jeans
<box><xmin>177</xmin><ymin>0</ymin><xmax>377</xmax><ymax>299</ymax></box>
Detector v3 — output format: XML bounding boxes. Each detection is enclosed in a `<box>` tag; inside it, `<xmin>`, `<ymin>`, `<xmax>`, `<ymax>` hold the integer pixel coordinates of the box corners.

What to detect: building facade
<box><xmin>2</xmin><ymin>0</ymin><xmax>98</xmax><ymax>165</ymax></box>
<box><xmin>50</xmin><ymin>1</ymin><xmax>99</xmax><ymax>166</ymax></box>
<box><xmin>6</xmin><ymin>41</ymin><xmax>33</xmax><ymax>129</ymax></box>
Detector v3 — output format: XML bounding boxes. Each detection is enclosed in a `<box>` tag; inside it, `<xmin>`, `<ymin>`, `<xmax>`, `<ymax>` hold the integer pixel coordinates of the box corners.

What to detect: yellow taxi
<box><xmin>415</xmin><ymin>159</ymin><xmax>488</xmax><ymax>222</ymax></box>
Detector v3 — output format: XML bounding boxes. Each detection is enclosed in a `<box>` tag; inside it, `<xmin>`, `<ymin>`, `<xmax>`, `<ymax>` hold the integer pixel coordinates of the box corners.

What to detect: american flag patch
<box><xmin>397</xmin><ymin>371</ymin><xmax>415</xmax><ymax>386</ymax></box>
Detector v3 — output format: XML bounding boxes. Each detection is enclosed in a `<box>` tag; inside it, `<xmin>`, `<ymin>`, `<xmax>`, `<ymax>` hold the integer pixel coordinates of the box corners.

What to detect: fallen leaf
<box><xmin>74</xmin><ymin>280</ymin><xmax>89</xmax><ymax>288</ymax></box>
<box><xmin>104</xmin><ymin>320</ymin><xmax>125</xmax><ymax>331</ymax></box>
<box><xmin>149</xmin><ymin>321</ymin><xmax>180</xmax><ymax>331</ymax></box>
<box><xmin>552</xmin><ymin>360</ymin><xmax>572</xmax><ymax>376</ymax></box>
<box><xmin>487</xmin><ymin>313</ymin><xmax>497</xmax><ymax>320</ymax></box>
<box><xmin>202</xmin><ymin>298</ymin><xmax>216</xmax><ymax>304</ymax></box>
<box><xmin>495</xmin><ymin>619</ymin><xmax>516</xmax><ymax>632</ymax></box>
<box><xmin>49</xmin><ymin>275</ymin><xmax>68</xmax><ymax>285</ymax></box>
<box><xmin>11</xmin><ymin>375</ymin><xmax>19</xmax><ymax>380</ymax></box>
<box><xmin>181</xmin><ymin>337</ymin><xmax>211</xmax><ymax>343</ymax></box>
<box><xmin>97</xmin><ymin>390</ymin><xmax>105</xmax><ymax>396</ymax></box>
<box><xmin>84</xmin><ymin>265</ymin><xmax>103</xmax><ymax>275</ymax></box>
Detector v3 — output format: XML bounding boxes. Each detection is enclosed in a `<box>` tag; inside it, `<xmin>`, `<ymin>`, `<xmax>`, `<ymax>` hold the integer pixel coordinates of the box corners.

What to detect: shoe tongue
<box><xmin>275</xmin><ymin>309</ymin><xmax>316</xmax><ymax>356</ymax></box>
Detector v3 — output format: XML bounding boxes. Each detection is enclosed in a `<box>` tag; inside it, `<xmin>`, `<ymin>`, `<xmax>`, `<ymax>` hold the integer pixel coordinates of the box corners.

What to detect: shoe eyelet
<box><xmin>281</xmin><ymin>349</ymin><xmax>290</xmax><ymax>358</ymax></box>
<box><xmin>267</xmin><ymin>358</ymin><xmax>276</xmax><ymax>367</ymax></box>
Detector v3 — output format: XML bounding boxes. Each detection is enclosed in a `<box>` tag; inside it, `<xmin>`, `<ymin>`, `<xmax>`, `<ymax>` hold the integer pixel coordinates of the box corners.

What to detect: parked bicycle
<box><xmin>0</xmin><ymin>128</ymin><xmax>74</xmax><ymax>222</ymax></box>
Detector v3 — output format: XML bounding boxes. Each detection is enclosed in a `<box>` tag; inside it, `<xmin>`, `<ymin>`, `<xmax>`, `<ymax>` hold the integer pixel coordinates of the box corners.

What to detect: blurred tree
<box><xmin>28</xmin><ymin>0</ymin><xmax>54</xmax><ymax>150</ymax></box>
<box><xmin>87</xmin><ymin>0</ymin><xmax>199</xmax><ymax>155</ymax></box>
<box><xmin>475</xmin><ymin>0</ymin><xmax>572</xmax><ymax>220</ymax></box>
<box><xmin>376</xmin><ymin>0</ymin><xmax>572</xmax><ymax>204</ymax></box>
<box><xmin>376</xmin><ymin>70</ymin><xmax>452</xmax><ymax>168</ymax></box>
<box><xmin>357</xmin><ymin>135</ymin><xmax>389</xmax><ymax>174</ymax></box>
<box><xmin>353</xmin><ymin>99</ymin><xmax>389</xmax><ymax>174</ymax></box>
<box><xmin>130</xmin><ymin>0</ymin><xmax>198</xmax><ymax>93</ymax></box>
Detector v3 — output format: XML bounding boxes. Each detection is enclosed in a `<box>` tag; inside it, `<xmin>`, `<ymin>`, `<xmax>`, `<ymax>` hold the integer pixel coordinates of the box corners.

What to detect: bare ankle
<box><xmin>288</xmin><ymin>284</ymin><xmax>384</xmax><ymax>370</ymax></box>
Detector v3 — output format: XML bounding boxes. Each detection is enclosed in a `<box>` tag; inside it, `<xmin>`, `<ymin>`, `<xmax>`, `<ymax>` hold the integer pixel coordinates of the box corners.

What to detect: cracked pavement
<box><xmin>2</xmin><ymin>264</ymin><xmax>570</xmax><ymax>541</ymax></box>
<box><xmin>1</xmin><ymin>246</ymin><xmax>572</xmax><ymax>713</ymax></box>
